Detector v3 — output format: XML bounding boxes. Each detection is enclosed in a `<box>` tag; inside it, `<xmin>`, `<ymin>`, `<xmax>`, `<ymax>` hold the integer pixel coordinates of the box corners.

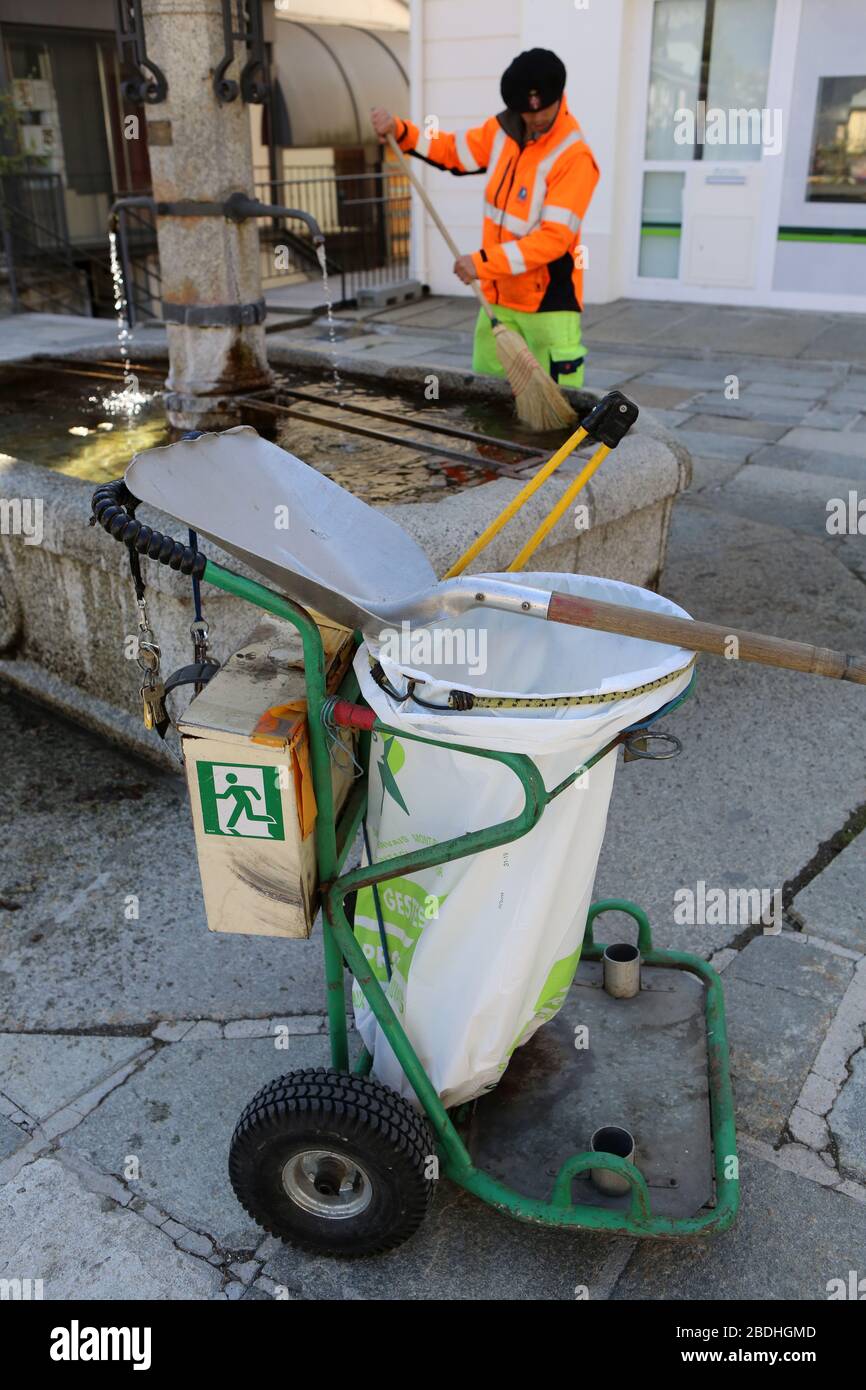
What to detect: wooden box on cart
<box><xmin>178</xmin><ymin>617</ymin><xmax>356</xmax><ymax>939</ymax></box>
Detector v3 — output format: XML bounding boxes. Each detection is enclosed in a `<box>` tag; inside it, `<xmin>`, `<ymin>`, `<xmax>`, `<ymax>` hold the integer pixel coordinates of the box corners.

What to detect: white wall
<box><xmin>409</xmin><ymin>0</ymin><xmax>521</xmax><ymax>291</ymax></box>
<box><xmin>773</xmin><ymin>0</ymin><xmax>866</xmax><ymax>298</ymax></box>
<box><xmin>410</xmin><ymin>0</ymin><xmax>629</xmax><ymax>301</ymax></box>
<box><xmin>520</xmin><ymin>0</ymin><xmax>629</xmax><ymax>302</ymax></box>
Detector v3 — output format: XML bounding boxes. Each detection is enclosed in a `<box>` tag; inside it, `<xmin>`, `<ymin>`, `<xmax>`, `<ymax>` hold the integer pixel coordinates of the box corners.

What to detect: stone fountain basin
<box><xmin>0</xmin><ymin>351</ymin><xmax>690</xmax><ymax>767</ymax></box>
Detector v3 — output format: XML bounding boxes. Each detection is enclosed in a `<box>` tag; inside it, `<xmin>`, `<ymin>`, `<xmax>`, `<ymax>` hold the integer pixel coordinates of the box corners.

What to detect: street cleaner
<box><xmin>371</xmin><ymin>47</ymin><xmax>599</xmax><ymax>389</ymax></box>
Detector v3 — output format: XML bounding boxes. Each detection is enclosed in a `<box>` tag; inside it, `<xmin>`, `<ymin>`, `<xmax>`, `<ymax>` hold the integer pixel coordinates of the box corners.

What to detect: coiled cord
<box><xmin>90</xmin><ymin>479</ymin><xmax>207</xmax><ymax>578</ymax></box>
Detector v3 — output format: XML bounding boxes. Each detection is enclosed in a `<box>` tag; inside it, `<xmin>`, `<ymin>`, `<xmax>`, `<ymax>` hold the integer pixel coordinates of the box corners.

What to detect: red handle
<box><xmin>331</xmin><ymin>700</ymin><xmax>377</xmax><ymax>731</ymax></box>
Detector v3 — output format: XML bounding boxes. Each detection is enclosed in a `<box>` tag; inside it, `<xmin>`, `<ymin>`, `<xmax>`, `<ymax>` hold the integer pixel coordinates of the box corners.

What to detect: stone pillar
<box><xmin>142</xmin><ymin>0</ymin><xmax>273</xmax><ymax>429</ymax></box>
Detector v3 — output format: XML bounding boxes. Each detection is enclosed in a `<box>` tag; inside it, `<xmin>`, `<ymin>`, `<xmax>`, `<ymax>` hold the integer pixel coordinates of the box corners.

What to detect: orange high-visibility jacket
<box><xmin>394</xmin><ymin>98</ymin><xmax>599</xmax><ymax>314</ymax></box>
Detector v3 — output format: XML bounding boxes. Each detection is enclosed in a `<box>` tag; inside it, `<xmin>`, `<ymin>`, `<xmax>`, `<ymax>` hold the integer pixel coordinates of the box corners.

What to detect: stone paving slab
<box><xmin>827</xmin><ymin>389</ymin><xmax>866</xmax><ymax>412</ymax></box>
<box><xmin>0</xmin><ymin>1034</ymin><xmax>151</xmax><ymax>1121</ymax></box>
<box><xmin>594</xmin><ymin>503</ymin><xmax>866</xmax><ymax>953</ymax></box>
<box><xmin>406</xmin><ymin>349</ymin><xmax>476</xmax><ymax>371</ymax></box>
<box><xmin>611</xmin><ymin>1149</ymin><xmax>866</xmax><ymax>1300</ymax></box>
<box><xmin>724</xmin><ymin>980</ymin><xmax>848</xmax><ymax>1145</ymax></box>
<box><xmin>61</xmin><ymin>1034</ymin><xmax>337</xmax><ymax>1251</ymax></box>
<box><xmin>640</xmin><ymin>360</ymin><xmax>840</xmax><ymax>388</ymax></box>
<box><xmin>585</xmin><ymin>367</ymin><xmax>644</xmax><ymax>390</ymax></box>
<box><xmin>801</xmin><ymin>408</ymin><xmax>863</xmax><ymax>432</ymax></box>
<box><xmin>794</xmin><ymin>841</ymin><xmax>866</xmax><ymax>954</ymax></box>
<box><xmin>747</xmin><ymin>442</ymin><xmax>864</xmax><ymax>481</ymax></box>
<box><xmin>583</xmin><ymin>353</ymin><xmax>655</xmax><ymax>378</ymax></box>
<box><xmin>828</xmin><ymin>1050</ymin><xmax>866</xmax><ymax>1184</ymax></box>
<box><xmin>0</xmin><ymin>313</ymin><xmax>166</xmax><ymax>362</ymax></box>
<box><xmin>0</xmin><ymin>1113</ymin><xmax>28</xmax><ymax>1161</ymax></box>
<box><xmin>686</xmin><ymin>393</ymin><xmax>822</xmax><ymax>424</ymax></box>
<box><xmin>712</xmin><ymin>463</ymin><xmax>857</xmax><ymax>539</ymax></box>
<box><xmin>683</xmin><ymin>412</ymin><xmax>788</xmax><ymax>441</ymax></box>
<box><xmin>656</xmin><ymin>308</ymin><xmax>838</xmax><ymax>359</ymax></box>
<box><xmin>800</xmin><ymin>322</ymin><xmax>866</xmax><ymax>366</ymax></box>
<box><xmin>685</xmin><ymin>453</ymin><xmax>747</xmax><ymax>492</ymax></box>
<box><xmin>262</xmin><ymin>1182</ymin><xmax>634</xmax><ymax>1301</ymax></box>
<box><xmin>725</xmin><ymin>934</ymin><xmax>854</xmax><ymax>1003</ymax></box>
<box><xmin>0</xmin><ymin>1156</ymin><xmax>221</xmax><ymax>1299</ymax></box>
<box><xmin>581</xmin><ymin>302</ymin><xmax>703</xmax><ymax>346</ymax></box>
<box><xmin>0</xmin><ymin>691</ymin><xmax>335</xmax><ymax>1030</ymax></box>
<box><xmin>779</xmin><ymin>425</ymin><xmax>866</xmax><ymax>460</ymax></box>
<box><xmin>632</xmin><ymin>367</ymin><xmax>732</xmax><ymax>392</ymax></box>
<box><xmin>743</xmin><ymin>379</ymin><xmax>836</xmax><ymax>398</ymax></box>
<box><xmin>344</xmin><ymin>334</ymin><xmax>452</xmax><ymax>360</ymax></box>
<box><xmin>625</xmin><ymin>382</ymin><xmax>699</xmax><ymax>409</ymax></box>
<box><xmin>636</xmin><ymin>406</ymin><xmax>695</xmax><ymax>433</ymax></box>
<box><xmin>667</xmin><ymin>428</ymin><xmax>762</xmax><ymax>462</ymax></box>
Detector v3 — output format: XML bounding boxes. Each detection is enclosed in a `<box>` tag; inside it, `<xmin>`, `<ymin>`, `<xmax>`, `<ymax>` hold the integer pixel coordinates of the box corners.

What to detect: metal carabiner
<box><xmin>622</xmin><ymin>729</ymin><xmax>683</xmax><ymax>763</ymax></box>
<box><xmin>136</xmin><ymin>636</ymin><xmax>161</xmax><ymax>675</ymax></box>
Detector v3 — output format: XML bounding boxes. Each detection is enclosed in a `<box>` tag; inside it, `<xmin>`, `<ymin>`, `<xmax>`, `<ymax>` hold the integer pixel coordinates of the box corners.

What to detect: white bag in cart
<box><xmin>351</xmin><ymin>572</ymin><xmax>695</xmax><ymax>1109</ymax></box>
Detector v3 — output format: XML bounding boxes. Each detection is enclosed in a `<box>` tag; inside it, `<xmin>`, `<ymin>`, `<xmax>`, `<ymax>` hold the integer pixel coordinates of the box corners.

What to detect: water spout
<box><xmin>99</xmin><ymin>231</ymin><xmax>153</xmax><ymax>426</ymax></box>
<box><xmin>316</xmin><ymin>239</ymin><xmax>341</xmax><ymax>392</ymax></box>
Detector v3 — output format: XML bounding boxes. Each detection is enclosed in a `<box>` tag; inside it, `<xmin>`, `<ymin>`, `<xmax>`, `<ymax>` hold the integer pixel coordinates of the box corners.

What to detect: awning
<box><xmin>271</xmin><ymin>21</ymin><xmax>408</xmax><ymax>148</ymax></box>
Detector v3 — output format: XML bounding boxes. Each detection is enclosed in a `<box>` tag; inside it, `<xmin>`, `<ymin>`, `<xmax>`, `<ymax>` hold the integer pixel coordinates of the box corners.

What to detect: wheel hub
<box><xmin>281</xmin><ymin>1148</ymin><xmax>373</xmax><ymax>1220</ymax></box>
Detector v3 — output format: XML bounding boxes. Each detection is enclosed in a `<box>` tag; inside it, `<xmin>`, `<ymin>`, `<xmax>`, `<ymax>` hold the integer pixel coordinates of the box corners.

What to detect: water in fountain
<box><xmin>316</xmin><ymin>241</ymin><xmax>342</xmax><ymax>391</ymax></box>
<box><xmin>92</xmin><ymin>231</ymin><xmax>154</xmax><ymax>424</ymax></box>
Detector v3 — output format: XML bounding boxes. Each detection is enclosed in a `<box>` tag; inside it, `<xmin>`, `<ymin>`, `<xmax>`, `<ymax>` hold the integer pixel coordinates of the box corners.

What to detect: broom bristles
<box><xmin>492</xmin><ymin>323</ymin><xmax>577</xmax><ymax>432</ymax></box>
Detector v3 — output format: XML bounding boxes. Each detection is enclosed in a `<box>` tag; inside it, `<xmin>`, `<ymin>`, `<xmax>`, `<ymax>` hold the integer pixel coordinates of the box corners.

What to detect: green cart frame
<box><xmin>204</xmin><ymin>561</ymin><xmax>739</xmax><ymax>1252</ymax></box>
<box><xmin>90</xmin><ymin>461</ymin><xmax>739</xmax><ymax>1254</ymax></box>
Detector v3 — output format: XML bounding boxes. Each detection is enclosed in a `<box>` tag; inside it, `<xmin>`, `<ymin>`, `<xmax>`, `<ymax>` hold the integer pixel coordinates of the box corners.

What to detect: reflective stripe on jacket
<box><xmin>395</xmin><ymin>98</ymin><xmax>599</xmax><ymax>314</ymax></box>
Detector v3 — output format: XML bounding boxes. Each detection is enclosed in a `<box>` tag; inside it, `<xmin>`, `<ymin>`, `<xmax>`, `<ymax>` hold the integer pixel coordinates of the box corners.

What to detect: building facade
<box><xmin>407</xmin><ymin>0</ymin><xmax>866</xmax><ymax>311</ymax></box>
<box><xmin>0</xmin><ymin>0</ymin><xmax>408</xmax><ymax>314</ymax></box>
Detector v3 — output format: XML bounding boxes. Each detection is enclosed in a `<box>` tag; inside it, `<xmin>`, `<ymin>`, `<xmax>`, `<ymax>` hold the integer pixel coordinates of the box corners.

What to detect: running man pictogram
<box><xmin>196</xmin><ymin>761</ymin><xmax>286</xmax><ymax>841</ymax></box>
<box><xmin>215</xmin><ymin>773</ymin><xmax>278</xmax><ymax>835</ymax></box>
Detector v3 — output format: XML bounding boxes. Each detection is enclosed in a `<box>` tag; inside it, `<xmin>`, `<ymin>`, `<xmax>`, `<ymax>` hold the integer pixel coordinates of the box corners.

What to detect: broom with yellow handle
<box><xmin>386</xmin><ymin>133</ymin><xmax>577</xmax><ymax>433</ymax></box>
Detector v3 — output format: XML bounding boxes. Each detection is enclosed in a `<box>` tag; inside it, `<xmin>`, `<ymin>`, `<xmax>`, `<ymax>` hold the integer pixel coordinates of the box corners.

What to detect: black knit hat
<box><xmin>500</xmin><ymin>49</ymin><xmax>566</xmax><ymax>113</ymax></box>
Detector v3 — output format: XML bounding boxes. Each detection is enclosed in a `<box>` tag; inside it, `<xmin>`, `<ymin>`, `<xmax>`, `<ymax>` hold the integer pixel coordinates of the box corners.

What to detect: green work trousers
<box><xmin>471</xmin><ymin>305</ymin><xmax>585</xmax><ymax>388</ymax></box>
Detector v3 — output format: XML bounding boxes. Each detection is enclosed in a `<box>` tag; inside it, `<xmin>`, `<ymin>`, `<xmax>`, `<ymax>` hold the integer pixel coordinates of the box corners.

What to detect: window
<box><xmin>638</xmin><ymin>171</ymin><xmax>685</xmax><ymax>278</ymax></box>
<box><xmin>645</xmin><ymin>0</ymin><xmax>705</xmax><ymax>161</ymax></box>
<box><xmin>644</xmin><ymin>0</ymin><xmax>776</xmax><ymax>162</ymax></box>
<box><xmin>807</xmin><ymin>77</ymin><xmax>866</xmax><ymax>203</ymax></box>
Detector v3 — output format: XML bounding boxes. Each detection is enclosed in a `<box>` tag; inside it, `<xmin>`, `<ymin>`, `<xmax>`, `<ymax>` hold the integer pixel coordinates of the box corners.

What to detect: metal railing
<box><xmin>254</xmin><ymin>165</ymin><xmax>410</xmax><ymax>302</ymax></box>
<box><xmin>0</xmin><ymin>172</ymin><xmax>159</xmax><ymax>321</ymax></box>
<box><xmin>112</xmin><ymin>193</ymin><xmax>161</xmax><ymax>321</ymax></box>
<box><xmin>1</xmin><ymin>163</ymin><xmax>411</xmax><ymax>320</ymax></box>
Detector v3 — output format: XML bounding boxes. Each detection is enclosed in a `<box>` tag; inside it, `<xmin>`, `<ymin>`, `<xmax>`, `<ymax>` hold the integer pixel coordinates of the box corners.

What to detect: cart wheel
<box><xmin>229</xmin><ymin>1067</ymin><xmax>436</xmax><ymax>1257</ymax></box>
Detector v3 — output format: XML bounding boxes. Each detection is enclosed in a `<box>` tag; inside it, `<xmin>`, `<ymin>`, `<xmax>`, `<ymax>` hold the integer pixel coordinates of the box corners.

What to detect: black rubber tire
<box><xmin>229</xmin><ymin>1067</ymin><xmax>436</xmax><ymax>1257</ymax></box>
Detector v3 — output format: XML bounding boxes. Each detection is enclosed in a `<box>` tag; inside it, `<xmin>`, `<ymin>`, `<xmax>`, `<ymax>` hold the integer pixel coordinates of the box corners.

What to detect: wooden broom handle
<box><xmin>386</xmin><ymin>132</ymin><xmax>494</xmax><ymax>321</ymax></box>
<box><xmin>546</xmin><ymin>591</ymin><xmax>866</xmax><ymax>685</ymax></box>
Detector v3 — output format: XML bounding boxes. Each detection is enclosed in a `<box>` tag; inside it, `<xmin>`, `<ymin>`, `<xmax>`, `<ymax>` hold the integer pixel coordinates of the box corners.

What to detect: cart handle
<box><xmin>585</xmin><ymin>899</ymin><xmax>654</xmax><ymax>955</ymax></box>
<box><xmin>545</xmin><ymin>588</ymin><xmax>866</xmax><ymax>685</ymax></box>
<box><xmin>551</xmin><ymin>1151</ymin><xmax>653</xmax><ymax>1223</ymax></box>
<box><xmin>330</xmin><ymin>699</ymin><xmax>377</xmax><ymax>731</ymax></box>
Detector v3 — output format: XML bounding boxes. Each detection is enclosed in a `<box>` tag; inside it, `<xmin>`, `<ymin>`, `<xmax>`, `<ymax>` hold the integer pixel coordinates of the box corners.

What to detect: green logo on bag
<box><xmin>197</xmin><ymin>761</ymin><xmax>285</xmax><ymax>840</ymax></box>
<box><xmin>354</xmin><ymin>876</ymin><xmax>447</xmax><ymax>983</ymax></box>
<box><xmin>376</xmin><ymin>735</ymin><xmax>409</xmax><ymax>816</ymax></box>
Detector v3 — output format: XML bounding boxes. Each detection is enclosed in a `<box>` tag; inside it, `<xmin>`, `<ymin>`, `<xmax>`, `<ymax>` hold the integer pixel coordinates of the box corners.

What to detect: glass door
<box><xmin>637</xmin><ymin>0</ymin><xmax>777</xmax><ymax>288</ymax></box>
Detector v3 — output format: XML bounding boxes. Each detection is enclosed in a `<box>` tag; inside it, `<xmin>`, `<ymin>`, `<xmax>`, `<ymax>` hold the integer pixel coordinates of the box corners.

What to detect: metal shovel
<box><xmin>125</xmin><ymin>428</ymin><xmax>866</xmax><ymax>685</ymax></box>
